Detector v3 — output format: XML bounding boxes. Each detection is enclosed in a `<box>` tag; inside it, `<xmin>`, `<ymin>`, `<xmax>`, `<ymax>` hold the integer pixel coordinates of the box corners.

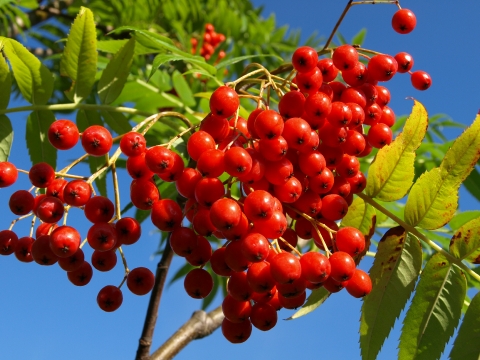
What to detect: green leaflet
<box><xmin>340</xmin><ymin>196</ymin><xmax>376</xmax><ymax>237</ymax></box>
<box><xmin>449</xmin><ymin>217</ymin><xmax>480</xmax><ymax>263</ymax></box>
<box><xmin>366</xmin><ymin>100</ymin><xmax>428</xmax><ymax>201</ymax></box>
<box><xmin>98</xmin><ymin>37</ymin><xmax>135</xmax><ymax>104</ymax></box>
<box><xmin>101</xmin><ymin>111</ymin><xmax>131</xmax><ymax>135</ymax></box>
<box><xmin>26</xmin><ymin>111</ymin><xmax>56</xmax><ymax>168</ymax></box>
<box><xmin>214</xmin><ymin>54</ymin><xmax>283</xmax><ymax>69</ymax></box>
<box><xmin>287</xmin><ymin>287</ymin><xmax>329</xmax><ymax>320</ymax></box>
<box><xmin>404</xmin><ymin>114</ymin><xmax>480</xmax><ymax>229</ymax></box>
<box><xmin>1</xmin><ymin>38</ymin><xmax>53</xmax><ymax>105</ymax></box>
<box><xmin>450</xmin><ymin>291</ymin><xmax>480</xmax><ymax>360</ymax></box>
<box><xmin>131</xmin><ymin>30</ymin><xmax>216</xmax><ymax>75</ymax></box>
<box><xmin>0</xmin><ymin>49</ymin><xmax>11</xmax><ymax>110</ymax></box>
<box><xmin>398</xmin><ymin>253</ymin><xmax>466</xmax><ymax>360</ymax></box>
<box><xmin>76</xmin><ymin>109</ymin><xmax>107</xmax><ymax>197</ymax></box>
<box><xmin>0</xmin><ymin>114</ymin><xmax>13</xmax><ymax>161</ymax></box>
<box><xmin>60</xmin><ymin>7</ymin><xmax>97</xmax><ymax>103</ymax></box>
<box><xmin>449</xmin><ymin>210</ymin><xmax>480</xmax><ymax>231</ymax></box>
<box><xmin>172</xmin><ymin>70</ymin><xmax>195</xmax><ymax>108</ymax></box>
<box><xmin>97</xmin><ymin>38</ymin><xmax>160</xmax><ymax>55</ymax></box>
<box><xmin>360</xmin><ymin>227</ymin><xmax>422</xmax><ymax>360</ymax></box>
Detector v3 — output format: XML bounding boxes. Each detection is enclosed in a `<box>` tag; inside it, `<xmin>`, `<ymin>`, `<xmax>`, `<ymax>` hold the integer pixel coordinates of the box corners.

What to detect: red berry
<box><xmin>209</xmin><ymin>86</ymin><xmax>239</xmax><ymax>118</ymax></box>
<box><xmin>120</xmin><ymin>132</ymin><xmax>146</xmax><ymax>157</ymax></box>
<box><xmin>29</xmin><ymin>162</ymin><xmax>55</xmax><ymax>188</ymax></box>
<box><xmin>87</xmin><ymin>223</ymin><xmax>117</xmax><ymax>252</ymax></box>
<box><xmin>58</xmin><ymin>248</ymin><xmax>85</xmax><ymax>272</ymax></box>
<box><xmin>49</xmin><ymin>225</ymin><xmax>81</xmax><ymax>258</ymax></box>
<box><xmin>329</xmin><ymin>251</ymin><xmax>356</xmax><ymax>282</ymax></box>
<box><xmin>332</xmin><ymin>44</ymin><xmax>358</xmax><ymax>70</ymax></box>
<box><xmin>320</xmin><ymin>194</ymin><xmax>349</xmax><ymax>221</ymax></box>
<box><xmin>292</xmin><ymin>46</ymin><xmax>318</xmax><ymax>73</ymax></box>
<box><xmin>127</xmin><ymin>267</ymin><xmax>155</xmax><ymax>295</ymax></box>
<box><xmin>395</xmin><ymin>52</ymin><xmax>414</xmax><ymax>73</ymax></box>
<box><xmin>97</xmin><ymin>285</ymin><xmax>123</xmax><ymax>312</ymax></box>
<box><xmin>222</xmin><ymin>294</ymin><xmax>252</xmax><ymax>323</ymax></box>
<box><xmin>300</xmin><ymin>251</ymin><xmax>331</xmax><ymax>283</ymax></box>
<box><xmin>221</xmin><ymin>318</ymin><xmax>252</xmax><ymax>343</ymax></box>
<box><xmin>250</xmin><ymin>303</ymin><xmax>277</xmax><ymax>331</ymax></box>
<box><xmin>14</xmin><ymin>236</ymin><xmax>35</xmax><ymax>262</ymax></box>
<box><xmin>0</xmin><ymin>229</ymin><xmax>18</xmax><ymax>255</ymax></box>
<box><xmin>270</xmin><ymin>252</ymin><xmax>302</xmax><ymax>284</ymax></box>
<box><xmin>81</xmin><ymin>125</ymin><xmax>113</xmax><ymax>157</ymax></box>
<box><xmin>335</xmin><ymin>227</ymin><xmax>366</xmax><ymax>257</ymax></box>
<box><xmin>368</xmin><ymin>55</ymin><xmax>398</xmax><ymax>82</ymax></box>
<box><xmin>392</xmin><ymin>9</ymin><xmax>417</xmax><ymax>34</ymax></box>
<box><xmin>36</xmin><ymin>196</ymin><xmax>64</xmax><ymax>223</ymax></box>
<box><xmin>67</xmin><ymin>261</ymin><xmax>93</xmax><ymax>286</ymax></box>
<box><xmin>187</xmin><ymin>131</ymin><xmax>216</xmax><ymax>161</ymax></box>
<box><xmin>184</xmin><ymin>268</ymin><xmax>213</xmax><ymax>299</ymax></box>
<box><xmin>48</xmin><ymin>119</ymin><xmax>79</xmax><ymax>150</ymax></box>
<box><xmin>63</xmin><ymin>180</ymin><xmax>92</xmax><ymax>207</ymax></box>
<box><xmin>151</xmin><ymin>199</ymin><xmax>183</xmax><ymax>231</ymax></box>
<box><xmin>170</xmin><ymin>227</ymin><xmax>198</xmax><ymax>256</ymax></box>
<box><xmin>368</xmin><ymin>123</ymin><xmax>393</xmax><ymax>148</ymax></box>
<box><xmin>0</xmin><ymin>161</ymin><xmax>18</xmax><ymax>188</ymax></box>
<box><xmin>411</xmin><ymin>70</ymin><xmax>432</xmax><ymax>91</ymax></box>
<box><xmin>31</xmin><ymin>234</ymin><xmax>58</xmax><ymax>265</ymax></box>
<box><xmin>91</xmin><ymin>249</ymin><xmax>117</xmax><ymax>272</ymax></box>
<box><xmin>9</xmin><ymin>190</ymin><xmax>35</xmax><ymax>215</ymax></box>
<box><xmin>345</xmin><ymin>269</ymin><xmax>372</xmax><ymax>297</ymax></box>
<box><xmin>84</xmin><ymin>196</ymin><xmax>115</xmax><ymax>223</ymax></box>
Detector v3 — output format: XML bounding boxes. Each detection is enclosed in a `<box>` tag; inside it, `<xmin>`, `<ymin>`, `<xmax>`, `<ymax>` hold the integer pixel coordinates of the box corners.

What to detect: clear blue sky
<box><xmin>1</xmin><ymin>1</ymin><xmax>479</xmax><ymax>359</ymax></box>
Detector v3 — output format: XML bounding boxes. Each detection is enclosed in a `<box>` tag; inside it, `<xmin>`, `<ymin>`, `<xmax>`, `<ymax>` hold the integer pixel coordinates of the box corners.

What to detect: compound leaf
<box><xmin>60</xmin><ymin>7</ymin><xmax>97</xmax><ymax>102</ymax></box>
<box><xmin>0</xmin><ymin>114</ymin><xmax>13</xmax><ymax>161</ymax></box>
<box><xmin>360</xmin><ymin>227</ymin><xmax>422</xmax><ymax>360</ymax></box>
<box><xmin>405</xmin><ymin>114</ymin><xmax>480</xmax><ymax>229</ymax></box>
<box><xmin>26</xmin><ymin>111</ymin><xmax>56</xmax><ymax>168</ymax></box>
<box><xmin>450</xmin><ymin>291</ymin><xmax>480</xmax><ymax>360</ymax></box>
<box><xmin>449</xmin><ymin>217</ymin><xmax>480</xmax><ymax>263</ymax></box>
<box><xmin>98</xmin><ymin>36</ymin><xmax>135</xmax><ymax>104</ymax></box>
<box><xmin>366</xmin><ymin>100</ymin><xmax>428</xmax><ymax>201</ymax></box>
<box><xmin>287</xmin><ymin>287</ymin><xmax>329</xmax><ymax>320</ymax></box>
<box><xmin>398</xmin><ymin>253</ymin><xmax>466</xmax><ymax>360</ymax></box>
<box><xmin>2</xmin><ymin>38</ymin><xmax>53</xmax><ymax>105</ymax></box>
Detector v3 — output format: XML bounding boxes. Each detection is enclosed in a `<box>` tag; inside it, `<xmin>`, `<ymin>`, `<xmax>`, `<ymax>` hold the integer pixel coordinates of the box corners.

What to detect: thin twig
<box><xmin>135</xmin><ymin>234</ymin><xmax>174</xmax><ymax>360</ymax></box>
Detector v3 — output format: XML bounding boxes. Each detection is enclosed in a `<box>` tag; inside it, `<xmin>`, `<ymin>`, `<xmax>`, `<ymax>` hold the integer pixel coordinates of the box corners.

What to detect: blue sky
<box><xmin>1</xmin><ymin>1</ymin><xmax>479</xmax><ymax>359</ymax></box>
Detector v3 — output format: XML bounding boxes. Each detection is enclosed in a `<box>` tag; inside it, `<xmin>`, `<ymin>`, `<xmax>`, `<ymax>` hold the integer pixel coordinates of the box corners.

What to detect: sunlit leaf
<box><xmin>449</xmin><ymin>211</ymin><xmax>480</xmax><ymax>231</ymax></box>
<box><xmin>101</xmin><ymin>111</ymin><xmax>131</xmax><ymax>135</ymax></box>
<box><xmin>340</xmin><ymin>196</ymin><xmax>376</xmax><ymax>237</ymax></box>
<box><xmin>60</xmin><ymin>7</ymin><xmax>97</xmax><ymax>102</ymax></box>
<box><xmin>360</xmin><ymin>227</ymin><xmax>422</xmax><ymax>360</ymax></box>
<box><xmin>463</xmin><ymin>167</ymin><xmax>480</xmax><ymax>202</ymax></box>
<box><xmin>366</xmin><ymin>100</ymin><xmax>428</xmax><ymax>201</ymax></box>
<box><xmin>398</xmin><ymin>253</ymin><xmax>466</xmax><ymax>360</ymax></box>
<box><xmin>172</xmin><ymin>70</ymin><xmax>195</xmax><ymax>108</ymax></box>
<box><xmin>449</xmin><ymin>217</ymin><xmax>480</xmax><ymax>263</ymax></box>
<box><xmin>2</xmin><ymin>38</ymin><xmax>53</xmax><ymax>105</ymax></box>
<box><xmin>98</xmin><ymin>36</ymin><xmax>135</xmax><ymax>104</ymax></box>
<box><xmin>405</xmin><ymin>114</ymin><xmax>480</xmax><ymax>229</ymax></box>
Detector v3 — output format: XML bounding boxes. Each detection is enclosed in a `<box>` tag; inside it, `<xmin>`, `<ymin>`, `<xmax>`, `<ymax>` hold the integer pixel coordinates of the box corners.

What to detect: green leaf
<box><xmin>0</xmin><ymin>114</ymin><xmax>13</xmax><ymax>161</ymax></box>
<box><xmin>98</xmin><ymin>37</ymin><xmax>135</xmax><ymax>105</ymax></box>
<box><xmin>340</xmin><ymin>196</ymin><xmax>376</xmax><ymax>237</ymax></box>
<box><xmin>0</xmin><ymin>50</ymin><xmax>11</xmax><ymax>110</ymax></box>
<box><xmin>398</xmin><ymin>253</ymin><xmax>466</xmax><ymax>360</ymax></box>
<box><xmin>449</xmin><ymin>211</ymin><xmax>480</xmax><ymax>231</ymax></box>
<box><xmin>366</xmin><ymin>100</ymin><xmax>428</xmax><ymax>201</ymax></box>
<box><xmin>449</xmin><ymin>217</ymin><xmax>480</xmax><ymax>262</ymax></box>
<box><xmin>450</xmin><ymin>291</ymin><xmax>480</xmax><ymax>360</ymax></box>
<box><xmin>132</xmin><ymin>30</ymin><xmax>216</xmax><ymax>75</ymax></box>
<box><xmin>405</xmin><ymin>114</ymin><xmax>480</xmax><ymax>229</ymax></box>
<box><xmin>60</xmin><ymin>7</ymin><xmax>97</xmax><ymax>102</ymax></box>
<box><xmin>26</xmin><ymin>111</ymin><xmax>56</xmax><ymax>168</ymax></box>
<box><xmin>360</xmin><ymin>227</ymin><xmax>422</xmax><ymax>360</ymax></box>
<box><xmin>76</xmin><ymin>109</ymin><xmax>107</xmax><ymax>196</ymax></box>
<box><xmin>351</xmin><ymin>28</ymin><xmax>367</xmax><ymax>45</ymax></box>
<box><xmin>215</xmin><ymin>54</ymin><xmax>283</xmax><ymax>70</ymax></box>
<box><xmin>463</xmin><ymin>168</ymin><xmax>480</xmax><ymax>202</ymax></box>
<box><xmin>135</xmin><ymin>208</ymin><xmax>150</xmax><ymax>224</ymax></box>
<box><xmin>97</xmin><ymin>37</ymin><xmax>160</xmax><ymax>55</ymax></box>
<box><xmin>101</xmin><ymin>111</ymin><xmax>131</xmax><ymax>135</ymax></box>
<box><xmin>172</xmin><ymin>70</ymin><xmax>195</xmax><ymax>108</ymax></box>
<box><xmin>1</xmin><ymin>38</ymin><xmax>53</xmax><ymax>105</ymax></box>
<box><xmin>287</xmin><ymin>287</ymin><xmax>329</xmax><ymax>320</ymax></box>
<box><xmin>202</xmin><ymin>271</ymin><xmax>220</xmax><ymax>310</ymax></box>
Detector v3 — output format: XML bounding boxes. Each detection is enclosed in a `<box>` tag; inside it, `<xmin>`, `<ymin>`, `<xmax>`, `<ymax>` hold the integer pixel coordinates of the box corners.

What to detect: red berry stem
<box><xmin>8</xmin><ymin>213</ymin><xmax>34</xmax><ymax>231</ymax></box>
<box><xmin>278</xmin><ymin>236</ymin><xmax>303</xmax><ymax>257</ymax></box>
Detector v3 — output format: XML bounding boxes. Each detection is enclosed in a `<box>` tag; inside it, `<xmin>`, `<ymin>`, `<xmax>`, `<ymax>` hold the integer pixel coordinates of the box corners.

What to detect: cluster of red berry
<box><xmin>191</xmin><ymin>23</ymin><xmax>226</xmax><ymax>61</ymax></box>
<box><xmin>0</xmin><ymin>121</ymin><xmax>155</xmax><ymax>312</ymax></box>
<box><xmin>0</xmin><ymin>6</ymin><xmax>430</xmax><ymax>344</ymax></box>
